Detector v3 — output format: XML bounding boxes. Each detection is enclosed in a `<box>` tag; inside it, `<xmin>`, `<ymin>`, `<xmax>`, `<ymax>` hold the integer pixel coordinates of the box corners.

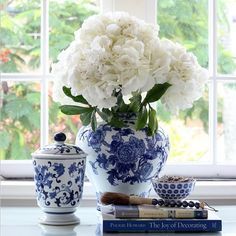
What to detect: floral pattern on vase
<box><xmin>86</xmin><ymin>125</ymin><xmax>168</xmax><ymax>185</ymax></box>
<box><xmin>33</xmin><ymin>159</ymin><xmax>85</xmax><ymax>208</ymax></box>
<box><xmin>76</xmin><ymin>118</ymin><xmax>170</xmax><ymax>204</ymax></box>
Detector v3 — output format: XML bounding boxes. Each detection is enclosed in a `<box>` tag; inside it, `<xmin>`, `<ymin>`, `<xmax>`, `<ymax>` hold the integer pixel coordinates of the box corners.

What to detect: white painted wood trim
<box><xmin>1</xmin><ymin>160</ymin><xmax>236</xmax><ymax>179</ymax></box>
<box><xmin>145</xmin><ymin>0</ymin><xmax>157</xmax><ymax>24</ymax></box>
<box><xmin>1</xmin><ymin>180</ymin><xmax>236</xmax><ymax>201</ymax></box>
<box><xmin>100</xmin><ymin>0</ymin><xmax>156</xmax><ymax>23</ymax></box>
<box><xmin>100</xmin><ymin>0</ymin><xmax>114</xmax><ymax>13</ymax></box>
<box><xmin>1</xmin><ymin>74</ymin><xmax>235</xmax><ymax>81</ymax></box>
<box><xmin>208</xmin><ymin>0</ymin><xmax>218</xmax><ymax>167</ymax></box>
<box><xmin>0</xmin><ymin>74</ymin><xmax>51</xmax><ymax>81</ymax></box>
<box><xmin>40</xmin><ymin>0</ymin><xmax>49</xmax><ymax>147</ymax></box>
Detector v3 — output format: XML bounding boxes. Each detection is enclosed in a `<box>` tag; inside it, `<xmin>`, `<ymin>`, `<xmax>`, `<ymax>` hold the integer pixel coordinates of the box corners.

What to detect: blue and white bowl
<box><xmin>32</xmin><ymin>132</ymin><xmax>86</xmax><ymax>225</ymax></box>
<box><xmin>152</xmin><ymin>177</ymin><xmax>196</xmax><ymax>200</ymax></box>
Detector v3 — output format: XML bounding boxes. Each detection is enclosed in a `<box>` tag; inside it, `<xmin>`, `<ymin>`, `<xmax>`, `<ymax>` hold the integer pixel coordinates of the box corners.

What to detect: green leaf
<box><xmin>147</xmin><ymin>108</ymin><xmax>158</xmax><ymax>136</ymax></box>
<box><xmin>96</xmin><ymin>108</ymin><xmax>112</xmax><ymax>122</ymax></box>
<box><xmin>143</xmin><ymin>83</ymin><xmax>171</xmax><ymax>104</ymax></box>
<box><xmin>116</xmin><ymin>92</ymin><xmax>129</xmax><ymax>112</ymax></box>
<box><xmin>135</xmin><ymin>106</ymin><xmax>148</xmax><ymax>130</ymax></box>
<box><xmin>26</xmin><ymin>92</ymin><xmax>40</xmax><ymax>105</ymax></box>
<box><xmin>4</xmin><ymin>99</ymin><xmax>33</xmax><ymax>119</ymax></box>
<box><xmin>102</xmin><ymin>108</ymin><xmax>113</xmax><ymax>118</ymax></box>
<box><xmin>19</xmin><ymin>116</ymin><xmax>33</xmax><ymax>130</ymax></box>
<box><xmin>29</xmin><ymin>110</ymin><xmax>41</xmax><ymax>128</ymax></box>
<box><xmin>91</xmin><ymin>110</ymin><xmax>97</xmax><ymax>131</ymax></box>
<box><xmin>0</xmin><ymin>130</ymin><xmax>10</xmax><ymax>149</ymax></box>
<box><xmin>109</xmin><ymin>116</ymin><xmax>125</xmax><ymax>128</ymax></box>
<box><xmin>62</xmin><ymin>86</ymin><xmax>88</xmax><ymax>104</ymax></box>
<box><xmin>80</xmin><ymin>111</ymin><xmax>93</xmax><ymax>126</ymax></box>
<box><xmin>10</xmin><ymin>131</ymin><xmax>29</xmax><ymax>160</ymax></box>
<box><xmin>118</xmin><ymin>102</ymin><xmax>129</xmax><ymax>113</ymax></box>
<box><xmin>49</xmin><ymin>101</ymin><xmax>60</xmax><ymax>123</ymax></box>
<box><xmin>129</xmin><ymin>93</ymin><xmax>142</xmax><ymax>112</ymax></box>
<box><xmin>60</xmin><ymin>105</ymin><xmax>93</xmax><ymax>115</ymax></box>
<box><xmin>62</xmin><ymin>86</ymin><xmax>73</xmax><ymax>96</ymax></box>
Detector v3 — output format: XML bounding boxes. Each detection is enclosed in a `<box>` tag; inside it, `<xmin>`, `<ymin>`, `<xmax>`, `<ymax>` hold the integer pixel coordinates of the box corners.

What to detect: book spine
<box><xmin>175</xmin><ymin>209</ymin><xmax>208</xmax><ymax>219</ymax></box>
<box><xmin>103</xmin><ymin>219</ymin><xmax>222</xmax><ymax>232</ymax></box>
<box><xmin>114</xmin><ymin>205</ymin><xmax>208</xmax><ymax>219</ymax></box>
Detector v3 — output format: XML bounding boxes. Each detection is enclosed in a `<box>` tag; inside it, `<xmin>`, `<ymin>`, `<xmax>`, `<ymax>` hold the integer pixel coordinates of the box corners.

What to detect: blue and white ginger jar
<box><xmin>32</xmin><ymin>132</ymin><xmax>86</xmax><ymax>225</ymax></box>
<box><xmin>76</xmin><ymin>113</ymin><xmax>170</xmax><ymax>209</ymax></box>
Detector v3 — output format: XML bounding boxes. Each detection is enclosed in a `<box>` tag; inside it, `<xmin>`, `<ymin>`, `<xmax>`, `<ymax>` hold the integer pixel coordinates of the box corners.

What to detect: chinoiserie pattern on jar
<box><xmin>82</xmin><ymin>125</ymin><xmax>169</xmax><ymax>185</ymax></box>
<box><xmin>33</xmin><ymin>159</ymin><xmax>85</xmax><ymax>209</ymax></box>
<box><xmin>76</xmin><ymin>115</ymin><xmax>170</xmax><ymax>206</ymax></box>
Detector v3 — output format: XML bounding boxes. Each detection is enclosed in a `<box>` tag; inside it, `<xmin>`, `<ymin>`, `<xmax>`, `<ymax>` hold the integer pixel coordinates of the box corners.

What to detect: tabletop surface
<box><xmin>1</xmin><ymin>205</ymin><xmax>235</xmax><ymax>236</ymax></box>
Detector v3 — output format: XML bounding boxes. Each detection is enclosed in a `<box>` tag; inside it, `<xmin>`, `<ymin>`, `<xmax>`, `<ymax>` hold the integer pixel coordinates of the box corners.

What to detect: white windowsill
<box><xmin>1</xmin><ymin>180</ymin><xmax>236</xmax><ymax>206</ymax></box>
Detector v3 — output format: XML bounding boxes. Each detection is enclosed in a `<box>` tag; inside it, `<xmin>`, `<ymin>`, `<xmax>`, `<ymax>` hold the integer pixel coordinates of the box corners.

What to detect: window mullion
<box><xmin>0</xmin><ymin>74</ymin><xmax>48</xmax><ymax>81</ymax></box>
<box><xmin>40</xmin><ymin>0</ymin><xmax>49</xmax><ymax>147</ymax></box>
<box><xmin>145</xmin><ymin>0</ymin><xmax>156</xmax><ymax>24</ymax></box>
<box><xmin>208</xmin><ymin>0</ymin><xmax>218</xmax><ymax>166</ymax></box>
<box><xmin>212</xmin><ymin>75</ymin><xmax>236</xmax><ymax>80</ymax></box>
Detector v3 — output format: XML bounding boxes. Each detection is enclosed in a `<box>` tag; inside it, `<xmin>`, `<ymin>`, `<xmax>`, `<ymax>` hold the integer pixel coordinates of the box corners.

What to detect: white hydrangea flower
<box><xmin>52</xmin><ymin>12</ymin><xmax>208</xmax><ymax>112</ymax></box>
<box><xmin>160</xmin><ymin>39</ymin><xmax>208</xmax><ymax>114</ymax></box>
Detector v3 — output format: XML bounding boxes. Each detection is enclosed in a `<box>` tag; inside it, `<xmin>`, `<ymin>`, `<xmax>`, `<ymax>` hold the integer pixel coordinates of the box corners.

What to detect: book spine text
<box><xmin>103</xmin><ymin>219</ymin><xmax>222</xmax><ymax>232</ymax></box>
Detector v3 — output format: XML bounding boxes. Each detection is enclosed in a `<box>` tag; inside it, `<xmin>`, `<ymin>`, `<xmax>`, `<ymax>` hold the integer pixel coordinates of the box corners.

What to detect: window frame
<box><xmin>1</xmin><ymin>0</ymin><xmax>236</xmax><ymax>179</ymax></box>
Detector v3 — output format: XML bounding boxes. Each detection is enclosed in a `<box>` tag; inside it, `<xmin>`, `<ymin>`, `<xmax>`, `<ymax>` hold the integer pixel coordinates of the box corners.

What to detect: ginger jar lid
<box><xmin>32</xmin><ymin>132</ymin><xmax>85</xmax><ymax>157</ymax></box>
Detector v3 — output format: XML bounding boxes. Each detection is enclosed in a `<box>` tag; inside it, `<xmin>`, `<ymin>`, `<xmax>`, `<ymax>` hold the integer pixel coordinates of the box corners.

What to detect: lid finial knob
<box><xmin>54</xmin><ymin>132</ymin><xmax>66</xmax><ymax>142</ymax></box>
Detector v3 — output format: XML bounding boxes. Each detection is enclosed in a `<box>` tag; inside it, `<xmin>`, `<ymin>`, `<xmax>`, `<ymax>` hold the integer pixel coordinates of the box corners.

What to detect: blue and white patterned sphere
<box><xmin>152</xmin><ymin>179</ymin><xmax>196</xmax><ymax>200</ymax></box>
<box><xmin>76</xmin><ymin>114</ymin><xmax>170</xmax><ymax>207</ymax></box>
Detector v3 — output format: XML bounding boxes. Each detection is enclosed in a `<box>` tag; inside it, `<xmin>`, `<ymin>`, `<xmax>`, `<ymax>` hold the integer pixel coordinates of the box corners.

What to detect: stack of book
<box><xmin>100</xmin><ymin>204</ymin><xmax>222</xmax><ymax>233</ymax></box>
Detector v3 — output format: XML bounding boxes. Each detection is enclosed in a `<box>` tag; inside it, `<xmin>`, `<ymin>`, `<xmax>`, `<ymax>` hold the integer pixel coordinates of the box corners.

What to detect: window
<box><xmin>1</xmin><ymin>0</ymin><xmax>236</xmax><ymax>178</ymax></box>
<box><xmin>1</xmin><ymin>0</ymin><xmax>99</xmax><ymax>177</ymax></box>
<box><xmin>156</xmin><ymin>0</ymin><xmax>236</xmax><ymax>177</ymax></box>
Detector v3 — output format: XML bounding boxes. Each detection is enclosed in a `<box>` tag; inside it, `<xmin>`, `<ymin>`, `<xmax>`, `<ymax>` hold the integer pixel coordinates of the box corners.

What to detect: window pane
<box><xmin>217</xmin><ymin>82</ymin><xmax>236</xmax><ymax>163</ymax></box>
<box><xmin>48</xmin><ymin>0</ymin><xmax>99</xmax><ymax>142</ymax></box>
<box><xmin>0</xmin><ymin>0</ymin><xmax>41</xmax><ymax>73</ymax></box>
<box><xmin>0</xmin><ymin>82</ymin><xmax>40</xmax><ymax>160</ymax></box>
<box><xmin>48</xmin><ymin>82</ymin><xmax>82</xmax><ymax>144</ymax></box>
<box><xmin>157</xmin><ymin>0</ymin><xmax>208</xmax><ymax>68</ymax></box>
<box><xmin>49</xmin><ymin>0</ymin><xmax>99</xmax><ymax>66</ymax></box>
<box><xmin>157</xmin><ymin>0</ymin><xmax>210</xmax><ymax>163</ymax></box>
<box><xmin>217</xmin><ymin>0</ymin><xmax>236</xmax><ymax>75</ymax></box>
<box><xmin>157</xmin><ymin>87</ymin><xmax>210</xmax><ymax>164</ymax></box>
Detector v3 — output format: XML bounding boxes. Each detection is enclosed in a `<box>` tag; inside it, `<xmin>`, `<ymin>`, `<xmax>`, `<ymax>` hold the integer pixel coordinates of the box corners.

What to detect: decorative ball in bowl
<box><xmin>152</xmin><ymin>176</ymin><xmax>196</xmax><ymax>201</ymax></box>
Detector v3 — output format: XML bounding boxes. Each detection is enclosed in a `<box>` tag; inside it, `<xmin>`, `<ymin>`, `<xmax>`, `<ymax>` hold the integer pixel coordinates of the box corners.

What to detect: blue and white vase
<box><xmin>76</xmin><ymin>113</ymin><xmax>169</xmax><ymax>209</ymax></box>
<box><xmin>32</xmin><ymin>132</ymin><xmax>86</xmax><ymax>225</ymax></box>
